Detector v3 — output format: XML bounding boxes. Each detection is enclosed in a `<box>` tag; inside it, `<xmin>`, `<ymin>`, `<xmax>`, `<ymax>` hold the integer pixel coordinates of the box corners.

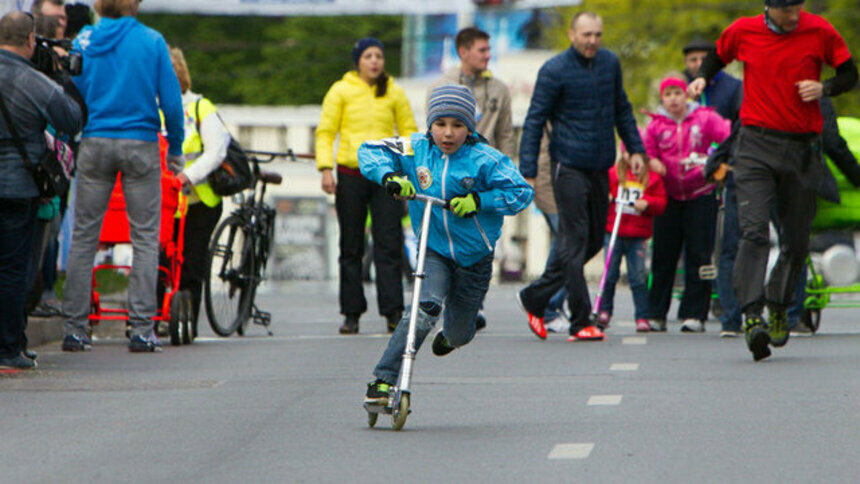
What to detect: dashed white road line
<box><xmin>622</xmin><ymin>336</ymin><xmax>647</xmax><ymax>345</ymax></box>
<box><xmin>610</xmin><ymin>362</ymin><xmax>639</xmax><ymax>371</ymax></box>
<box><xmin>548</xmin><ymin>443</ymin><xmax>595</xmax><ymax>460</ymax></box>
<box><xmin>587</xmin><ymin>394</ymin><xmax>623</xmax><ymax>406</ymax></box>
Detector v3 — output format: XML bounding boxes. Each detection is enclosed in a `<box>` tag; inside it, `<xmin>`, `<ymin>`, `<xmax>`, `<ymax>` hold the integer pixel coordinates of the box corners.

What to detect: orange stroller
<box><xmin>89</xmin><ymin>137</ymin><xmax>192</xmax><ymax>345</ymax></box>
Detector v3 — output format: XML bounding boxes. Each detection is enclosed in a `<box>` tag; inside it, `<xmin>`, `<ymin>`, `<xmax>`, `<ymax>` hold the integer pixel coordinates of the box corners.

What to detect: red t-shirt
<box><xmin>717</xmin><ymin>11</ymin><xmax>851</xmax><ymax>133</ymax></box>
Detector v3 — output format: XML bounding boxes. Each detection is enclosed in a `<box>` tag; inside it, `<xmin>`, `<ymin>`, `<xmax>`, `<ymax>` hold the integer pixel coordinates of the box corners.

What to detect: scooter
<box><xmin>588</xmin><ymin>196</ymin><xmax>635</xmax><ymax>328</ymax></box>
<box><xmin>364</xmin><ymin>188</ymin><xmax>449</xmax><ymax>431</ymax></box>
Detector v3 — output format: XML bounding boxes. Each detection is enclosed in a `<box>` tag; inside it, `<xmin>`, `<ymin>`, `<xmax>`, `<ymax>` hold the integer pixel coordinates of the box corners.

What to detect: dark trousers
<box><xmin>336</xmin><ymin>173</ymin><xmax>404</xmax><ymax>318</ymax></box>
<box><xmin>0</xmin><ymin>197</ymin><xmax>39</xmax><ymax>358</ymax></box>
<box><xmin>180</xmin><ymin>201</ymin><xmax>223</xmax><ymax>325</ymax></box>
<box><xmin>716</xmin><ymin>177</ymin><xmax>742</xmax><ymax>331</ymax></box>
<box><xmin>733</xmin><ymin>127</ymin><xmax>821</xmax><ymax>314</ymax></box>
<box><xmin>521</xmin><ymin>165</ymin><xmax>608</xmax><ymax>332</ymax></box>
<box><xmin>648</xmin><ymin>194</ymin><xmax>718</xmax><ymax>322</ymax></box>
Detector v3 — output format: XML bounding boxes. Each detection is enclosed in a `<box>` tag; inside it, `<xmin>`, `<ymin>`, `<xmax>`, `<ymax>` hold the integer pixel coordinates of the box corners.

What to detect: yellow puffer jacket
<box><xmin>315</xmin><ymin>71</ymin><xmax>417</xmax><ymax>171</ymax></box>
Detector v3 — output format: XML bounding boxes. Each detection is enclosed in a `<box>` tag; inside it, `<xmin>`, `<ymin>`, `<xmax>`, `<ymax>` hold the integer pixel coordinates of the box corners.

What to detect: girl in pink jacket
<box><xmin>644</xmin><ymin>76</ymin><xmax>731</xmax><ymax>333</ymax></box>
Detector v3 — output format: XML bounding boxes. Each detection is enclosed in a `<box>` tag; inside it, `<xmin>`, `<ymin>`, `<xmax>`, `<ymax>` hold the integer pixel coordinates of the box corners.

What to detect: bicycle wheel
<box><xmin>204</xmin><ymin>215</ymin><xmax>255</xmax><ymax>336</ymax></box>
<box><xmin>238</xmin><ymin>224</ymin><xmax>267</xmax><ymax>336</ymax></box>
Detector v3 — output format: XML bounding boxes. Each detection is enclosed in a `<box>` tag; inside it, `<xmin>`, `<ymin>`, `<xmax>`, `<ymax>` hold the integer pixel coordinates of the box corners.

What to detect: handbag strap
<box><xmin>194</xmin><ymin>97</ymin><xmax>234</xmax><ymax>145</ymax></box>
<box><xmin>0</xmin><ymin>91</ymin><xmax>35</xmax><ymax>171</ymax></box>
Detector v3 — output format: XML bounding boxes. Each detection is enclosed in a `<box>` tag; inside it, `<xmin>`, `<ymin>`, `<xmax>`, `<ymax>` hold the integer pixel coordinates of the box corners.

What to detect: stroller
<box><xmin>89</xmin><ymin>137</ymin><xmax>191</xmax><ymax>345</ymax></box>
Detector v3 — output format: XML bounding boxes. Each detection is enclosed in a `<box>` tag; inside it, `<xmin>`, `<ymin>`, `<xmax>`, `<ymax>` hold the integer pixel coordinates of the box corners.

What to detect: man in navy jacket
<box><xmin>517</xmin><ymin>11</ymin><xmax>646</xmax><ymax>342</ymax></box>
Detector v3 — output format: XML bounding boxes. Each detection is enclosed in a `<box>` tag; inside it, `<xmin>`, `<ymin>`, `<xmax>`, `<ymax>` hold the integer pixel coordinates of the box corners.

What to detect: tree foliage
<box><xmin>551</xmin><ymin>0</ymin><xmax>860</xmax><ymax>118</ymax></box>
<box><xmin>139</xmin><ymin>14</ymin><xmax>403</xmax><ymax>105</ymax></box>
<box><xmin>140</xmin><ymin>3</ymin><xmax>859</xmax><ymax>117</ymax></box>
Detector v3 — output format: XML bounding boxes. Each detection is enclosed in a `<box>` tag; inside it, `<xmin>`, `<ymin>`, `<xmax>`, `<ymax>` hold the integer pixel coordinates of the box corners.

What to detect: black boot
<box><xmin>339</xmin><ymin>314</ymin><xmax>359</xmax><ymax>334</ymax></box>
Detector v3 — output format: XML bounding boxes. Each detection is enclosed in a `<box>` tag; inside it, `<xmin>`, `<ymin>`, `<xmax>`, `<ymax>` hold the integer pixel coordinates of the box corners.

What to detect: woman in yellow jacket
<box><xmin>170</xmin><ymin>47</ymin><xmax>230</xmax><ymax>338</ymax></box>
<box><xmin>316</xmin><ymin>37</ymin><xmax>417</xmax><ymax>334</ymax></box>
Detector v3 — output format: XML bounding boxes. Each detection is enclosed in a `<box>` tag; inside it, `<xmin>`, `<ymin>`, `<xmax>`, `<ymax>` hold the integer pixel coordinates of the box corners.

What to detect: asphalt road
<box><xmin>3</xmin><ymin>281</ymin><xmax>860</xmax><ymax>483</ymax></box>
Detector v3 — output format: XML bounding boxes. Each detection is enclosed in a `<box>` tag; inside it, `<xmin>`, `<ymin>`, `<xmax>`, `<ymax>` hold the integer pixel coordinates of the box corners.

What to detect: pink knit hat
<box><xmin>659</xmin><ymin>77</ymin><xmax>687</xmax><ymax>96</ymax></box>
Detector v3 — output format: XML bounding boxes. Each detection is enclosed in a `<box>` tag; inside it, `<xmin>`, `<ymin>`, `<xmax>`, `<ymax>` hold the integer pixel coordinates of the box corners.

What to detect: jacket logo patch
<box><xmin>417</xmin><ymin>166</ymin><xmax>432</xmax><ymax>190</ymax></box>
<box><xmin>461</xmin><ymin>177</ymin><xmax>475</xmax><ymax>191</ymax></box>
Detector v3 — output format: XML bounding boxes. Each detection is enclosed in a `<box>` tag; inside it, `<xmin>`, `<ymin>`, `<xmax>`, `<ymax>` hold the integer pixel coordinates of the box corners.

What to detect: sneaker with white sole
<box><xmin>544</xmin><ymin>316</ymin><xmax>570</xmax><ymax>334</ymax></box>
<box><xmin>680</xmin><ymin>319</ymin><xmax>705</xmax><ymax>333</ymax></box>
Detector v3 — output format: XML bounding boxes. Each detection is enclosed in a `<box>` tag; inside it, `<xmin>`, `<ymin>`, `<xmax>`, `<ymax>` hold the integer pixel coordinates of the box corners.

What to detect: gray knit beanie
<box><xmin>426</xmin><ymin>84</ymin><xmax>477</xmax><ymax>133</ymax></box>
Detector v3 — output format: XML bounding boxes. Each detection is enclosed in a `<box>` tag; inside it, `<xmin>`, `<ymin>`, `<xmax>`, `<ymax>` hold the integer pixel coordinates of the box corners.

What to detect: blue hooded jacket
<box><xmin>73</xmin><ymin>17</ymin><xmax>183</xmax><ymax>155</ymax></box>
<box><xmin>359</xmin><ymin>133</ymin><xmax>534</xmax><ymax>267</ymax></box>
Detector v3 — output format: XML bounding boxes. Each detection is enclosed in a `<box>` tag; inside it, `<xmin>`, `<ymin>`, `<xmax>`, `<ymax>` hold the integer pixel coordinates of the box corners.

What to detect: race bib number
<box><xmin>617</xmin><ymin>181</ymin><xmax>643</xmax><ymax>215</ymax></box>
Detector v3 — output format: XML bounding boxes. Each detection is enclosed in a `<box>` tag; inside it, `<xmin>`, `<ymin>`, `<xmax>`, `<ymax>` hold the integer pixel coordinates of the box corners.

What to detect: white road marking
<box><xmin>587</xmin><ymin>394</ymin><xmax>622</xmax><ymax>406</ymax></box>
<box><xmin>622</xmin><ymin>336</ymin><xmax>647</xmax><ymax>345</ymax></box>
<box><xmin>614</xmin><ymin>320</ymin><xmax>635</xmax><ymax>328</ymax></box>
<box><xmin>548</xmin><ymin>443</ymin><xmax>595</xmax><ymax>460</ymax></box>
<box><xmin>610</xmin><ymin>363</ymin><xmax>639</xmax><ymax>371</ymax></box>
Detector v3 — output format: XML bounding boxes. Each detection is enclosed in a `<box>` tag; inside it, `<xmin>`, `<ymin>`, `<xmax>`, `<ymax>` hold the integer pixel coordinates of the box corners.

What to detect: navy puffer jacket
<box><xmin>519</xmin><ymin>47</ymin><xmax>643</xmax><ymax>177</ymax></box>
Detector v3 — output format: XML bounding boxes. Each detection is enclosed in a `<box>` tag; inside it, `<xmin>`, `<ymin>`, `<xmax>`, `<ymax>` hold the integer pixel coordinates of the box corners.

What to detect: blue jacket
<box><xmin>73</xmin><ymin>17</ymin><xmax>183</xmax><ymax>155</ymax></box>
<box><xmin>359</xmin><ymin>133</ymin><xmax>534</xmax><ymax>267</ymax></box>
<box><xmin>519</xmin><ymin>47</ymin><xmax>643</xmax><ymax>178</ymax></box>
<box><xmin>0</xmin><ymin>50</ymin><xmax>83</xmax><ymax>198</ymax></box>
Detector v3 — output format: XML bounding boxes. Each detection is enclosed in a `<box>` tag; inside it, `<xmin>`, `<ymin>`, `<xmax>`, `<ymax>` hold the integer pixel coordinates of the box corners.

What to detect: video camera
<box><xmin>32</xmin><ymin>35</ymin><xmax>83</xmax><ymax>77</ymax></box>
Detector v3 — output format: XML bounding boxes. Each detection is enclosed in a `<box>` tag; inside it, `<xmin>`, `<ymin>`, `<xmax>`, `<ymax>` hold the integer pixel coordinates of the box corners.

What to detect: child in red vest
<box><xmin>597</xmin><ymin>148</ymin><xmax>667</xmax><ymax>332</ymax></box>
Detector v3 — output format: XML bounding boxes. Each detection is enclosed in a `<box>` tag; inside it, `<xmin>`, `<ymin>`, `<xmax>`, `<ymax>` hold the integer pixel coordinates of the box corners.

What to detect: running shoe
<box><xmin>61</xmin><ymin>334</ymin><xmax>92</xmax><ymax>352</ymax></box>
<box><xmin>635</xmin><ymin>319</ymin><xmax>651</xmax><ymax>333</ymax></box>
<box><xmin>517</xmin><ymin>290</ymin><xmax>546</xmax><ymax>340</ymax></box>
<box><xmin>431</xmin><ymin>332</ymin><xmax>456</xmax><ymax>356</ymax></box>
<box><xmin>743</xmin><ymin>314</ymin><xmax>771</xmax><ymax>362</ymax></box>
<box><xmin>545</xmin><ymin>316</ymin><xmax>570</xmax><ymax>334</ymax></box>
<box><xmin>566</xmin><ymin>325</ymin><xmax>605</xmax><ymax>342</ymax></box>
<box><xmin>768</xmin><ymin>309</ymin><xmax>789</xmax><ymax>347</ymax></box>
<box><xmin>649</xmin><ymin>319</ymin><xmax>667</xmax><ymax>332</ymax></box>
<box><xmin>364</xmin><ymin>380</ymin><xmax>391</xmax><ymax>405</ymax></box>
<box><xmin>597</xmin><ymin>311</ymin><xmax>611</xmax><ymax>330</ymax></box>
<box><xmin>680</xmin><ymin>319</ymin><xmax>705</xmax><ymax>333</ymax></box>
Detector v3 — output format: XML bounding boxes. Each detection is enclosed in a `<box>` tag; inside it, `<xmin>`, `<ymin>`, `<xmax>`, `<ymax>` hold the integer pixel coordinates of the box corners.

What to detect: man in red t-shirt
<box><xmin>688</xmin><ymin>0</ymin><xmax>857</xmax><ymax>362</ymax></box>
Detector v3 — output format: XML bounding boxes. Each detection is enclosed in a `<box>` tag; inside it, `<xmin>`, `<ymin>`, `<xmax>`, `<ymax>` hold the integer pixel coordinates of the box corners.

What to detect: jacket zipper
<box><xmin>474</xmin><ymin>218</ymin><xmax>492</xmax><ymax>251</ymax></box>
<box><xmin>440</xmin><ymin>153</ymin><xmax>457</xmax><ymax>263</ymax></box>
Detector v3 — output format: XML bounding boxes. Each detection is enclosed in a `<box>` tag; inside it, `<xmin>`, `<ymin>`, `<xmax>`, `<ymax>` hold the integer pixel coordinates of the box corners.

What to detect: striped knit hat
<box><xmin>427</xmin><ymin>84</ymin><xmax>477</xmax><ymax>133</ymax></box>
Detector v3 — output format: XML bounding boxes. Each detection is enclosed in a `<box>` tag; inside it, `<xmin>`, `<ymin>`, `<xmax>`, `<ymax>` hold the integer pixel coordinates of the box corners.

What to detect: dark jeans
<box><xmin>520</xmin><ymin>165</ymin><xmax>608</xmax><ymax>332</ymax></box>
<box><xmin>181</xmin><ymin>201</ymin><xmax>223</xmax><ymax>325</ymax></box>
<box><xmin>336</xmin><ymin>172</ymin><xmax>404</xmax><ymax>318</ymax></box>
<box><xmin>542</xmin><ymin>211</ymin><xmax>567</xmax><ymax>320</ymax></box>
<box><xmin>733</xmin><ymin>127</ymin><xmax>821</xmax><ymax>315</ymax></box>
<box><xmin>598</xmin><ymin>236</ymin><xmax>649</xmax><ymax>320</ymax></box>
<box><xmin>716</xmin><ymin>178</ymin><xmax>742</xmax><ymax>331</ymax></box>
<box><xmin>373</xmin><ymin>251</ymin><xmax>492</xmax><ymax>384</ymax></box>
<box><xmin>0</xmin><ymin>197</ymin><xmax>39</xmax><ymax>358</ymax></box>
<box><xmin>648</xmin><ymin>194</ymin><xmax>718</xmax><ymax>322</ymax></box>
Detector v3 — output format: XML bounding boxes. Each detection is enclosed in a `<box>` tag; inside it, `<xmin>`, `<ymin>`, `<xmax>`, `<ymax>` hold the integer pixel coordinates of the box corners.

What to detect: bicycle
<box><xmin>203</xmin><ymin>148</ymin><xmax>310</xmax><ymax>337</ymax></box>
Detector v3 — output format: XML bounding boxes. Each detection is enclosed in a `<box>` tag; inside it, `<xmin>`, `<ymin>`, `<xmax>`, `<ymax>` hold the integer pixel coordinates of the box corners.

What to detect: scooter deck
<box><xmin>363</xmin><ymin>401</ymin><xmax>393</xmax><ymax>415</ymax></box>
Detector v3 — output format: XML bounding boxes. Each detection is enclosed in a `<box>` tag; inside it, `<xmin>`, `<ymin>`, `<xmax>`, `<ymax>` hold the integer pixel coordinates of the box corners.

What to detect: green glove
<box><xmin>385</xmin><ymin>175</ymin><xmax>415</xmax><ymax>198</ymax></box>
<box><xmin>450</xmin><ymin>193</ymin><xmax>480</xmax><ymax>217</ymax></box>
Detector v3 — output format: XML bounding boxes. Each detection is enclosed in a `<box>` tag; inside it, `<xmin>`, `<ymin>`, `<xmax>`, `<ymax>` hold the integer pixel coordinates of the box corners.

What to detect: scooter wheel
<box><xmin>391</xmin><ymin>393</ymin><xmax>409</xmax><ymax>431</ymax></box>
<box><xmin>367</xmin><ymin>411</ymin><xmax>378</xmax><ymax>428</ymax></box>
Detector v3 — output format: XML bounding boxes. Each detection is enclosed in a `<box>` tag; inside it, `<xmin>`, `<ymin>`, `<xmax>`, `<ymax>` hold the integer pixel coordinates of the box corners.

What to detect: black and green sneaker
<box><xmin>744</xmin><ymin>313</ymin><xmax>771</xmax><ymax>362</ymax></box>
<box><xmin>768</xmin><ymin>308</ymin><xmax>790</xmax><ymax>348</ymax></box>
<box><xmin>432</xmin><ymin>332</ymin><xmax>456</xmax><ymax>357</ymax></box>
<box><xmin>364</xmin><ymin>380</ymin><xmax>391</xmax><ymax>405</ymax></box>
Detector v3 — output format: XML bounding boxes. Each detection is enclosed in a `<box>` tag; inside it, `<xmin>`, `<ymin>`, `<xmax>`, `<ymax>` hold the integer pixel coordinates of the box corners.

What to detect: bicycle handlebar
<box><xmin>245</xmin><ymin>148</ymin><xmax>316</xmax><ymax>164</ymax></box>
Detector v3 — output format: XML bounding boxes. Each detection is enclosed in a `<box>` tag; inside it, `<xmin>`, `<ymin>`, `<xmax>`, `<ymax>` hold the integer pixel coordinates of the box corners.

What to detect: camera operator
<box><xmin>0</xmin><ymin>10</ymin><xmax>83</xmax><ymax>370</ymax></box>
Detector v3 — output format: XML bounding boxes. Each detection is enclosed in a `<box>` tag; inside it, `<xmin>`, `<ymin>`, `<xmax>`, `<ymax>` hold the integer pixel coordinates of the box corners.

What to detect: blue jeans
<box><xmin>787</xmin><ymin>264</ymin><xmax>807</xmax><ymax>329</ymax></box>
<box><xmin>716</xmin><ymin>180</ymin><xmax>742</xmax><ymax>331</ymax></box>
<box><xmin>0</xmin><ymin>197</ymin><xmax>39</xmax><ymax>358</ymax></box>
<box><xmin>373</xmin><ymin>250</ymin><xmax>493</xmax><ymax>385</ymax></box>
<box><xmin>542</xmin><ymin>212</ymin><xmax>567</xmax><ymax>320</ymax></box>
<box><xmin>598</xmin><ymin>236</ymin><xmax>649</xmax><ymax>320</ymax></box>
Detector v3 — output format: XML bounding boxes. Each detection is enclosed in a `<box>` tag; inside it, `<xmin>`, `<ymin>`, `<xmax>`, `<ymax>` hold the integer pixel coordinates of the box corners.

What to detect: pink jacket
<box><xmin>644</xmin><ymin>104</ymin><xmax>731</xmax><ymax>201</ymax></box>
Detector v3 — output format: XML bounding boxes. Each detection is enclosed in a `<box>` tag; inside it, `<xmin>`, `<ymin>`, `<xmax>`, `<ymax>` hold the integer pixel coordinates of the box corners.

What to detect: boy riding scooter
<box><xmin>358</xmin><ymin>85</ymin><xmax>533</xmax><ymax>421</ymax></box>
